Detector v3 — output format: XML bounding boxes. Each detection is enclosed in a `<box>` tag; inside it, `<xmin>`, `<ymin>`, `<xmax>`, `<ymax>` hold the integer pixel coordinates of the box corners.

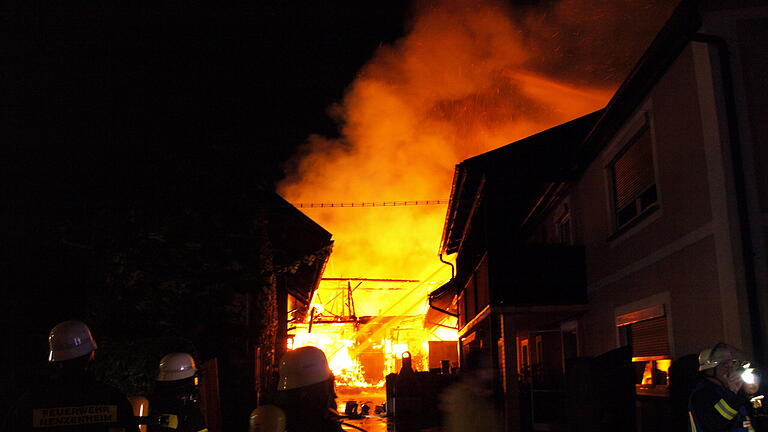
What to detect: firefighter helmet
<box><xmin>249</xmin><ymin>404</ymin><xmax>287</xmax><ymax>432</ymax></box>
<box><xmin>277</xmin><ymin>346</ymin><xmax>332</xmax><ymax>390</ymax></box>
<box><xmin>48</xmin><ymin>320</ymin><xmax>98</xmax><ymax>362</ymax></box>
<box><xmin>698</xmin><ymin>342</ymin><xmax>748</xmax><ymax>371</ymax></box>
<box><xmin>157</xmin><ymin>353</ymin><xmax>198</xmax><ymax>381</ymax></box>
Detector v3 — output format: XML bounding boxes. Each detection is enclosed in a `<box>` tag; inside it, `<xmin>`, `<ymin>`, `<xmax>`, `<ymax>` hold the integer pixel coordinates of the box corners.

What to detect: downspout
<box><xmin>429</xmin><ymin>254</ymin><xmax>458</xmax><ymax>319</ymax></box>
<box><xmin>691</xmin><ymin>33</ymin><xmax>764</xmax><ymax>363</ymax></box>
<box><xmin>439</xmin><ymin>252</ymin><xmax>455</xmax><ymax>279</ymax></box>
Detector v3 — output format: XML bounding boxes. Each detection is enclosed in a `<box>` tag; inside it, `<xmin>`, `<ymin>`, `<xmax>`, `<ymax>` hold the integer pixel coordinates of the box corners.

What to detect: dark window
<box><xmin>467</xmin><ymin>275</ymin><xmax>477</xmax><ymax>319</ymax></box>
<box><xmin>563</xmin><ymin>329</ymin><xmax>578</xmax><ymax>360</ymax></box>
<box><xmin>608</xmin><ymin>124</ymin><xmax>658</xmax><ymax>230</ymax></box>
<box><xmin>557</xmin><ymin>213</ymin><xmax>572</xmax><ymax>245</ymax></box>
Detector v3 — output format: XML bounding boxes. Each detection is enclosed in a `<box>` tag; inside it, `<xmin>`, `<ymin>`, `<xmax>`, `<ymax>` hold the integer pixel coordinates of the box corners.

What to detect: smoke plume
<box><xmin>279</xmin><ymin>0</ymin><xmax>677</xmax><ymax>282</ymax></box>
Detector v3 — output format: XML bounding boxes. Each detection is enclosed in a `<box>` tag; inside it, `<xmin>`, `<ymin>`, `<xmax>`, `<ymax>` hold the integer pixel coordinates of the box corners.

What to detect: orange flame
<box><xmin>291</xmin><ymin>278</ymin><xmax>445</xmax><ymax>387</ymax></box>
<box><xmin>281</xmin><ymin>0</ymin><xmax>677</xmax><ymax>386</ymax></box>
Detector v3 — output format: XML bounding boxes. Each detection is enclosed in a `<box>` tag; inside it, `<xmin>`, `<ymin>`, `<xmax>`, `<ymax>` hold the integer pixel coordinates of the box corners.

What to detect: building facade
<box><xmin>439</xmin><ymin>1</ymin><xmax>768</xmax><ymax>430</ymax></box>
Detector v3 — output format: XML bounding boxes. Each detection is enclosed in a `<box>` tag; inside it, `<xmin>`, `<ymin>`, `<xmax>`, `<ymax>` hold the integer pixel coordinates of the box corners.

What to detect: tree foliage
<box><xmin>92</xmin><ymin>336</ymin><xmax>198</xmax><ymax>397</ymax></box>
<box><xmin>84</xmin><ymin>200</ymin><xmax>279</xmax><ymax>396</ymax></box>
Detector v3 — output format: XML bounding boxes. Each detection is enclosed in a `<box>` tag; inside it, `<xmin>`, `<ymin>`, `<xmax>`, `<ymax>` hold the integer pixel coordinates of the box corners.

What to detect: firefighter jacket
<box><xmin>147</xmin><ymin>395</ymin><xmax>207</xmax><ymax>432</ymax></box>
<box><xmin>689</xmin><ymin>378</ymin><xmax>754</xmax><ymax>432</ymax></box>
<box><xmin>146</xmin><ymin>406</ymin><xmax>207</xmax><ymax>432</ymax></box>
<box><xmin>1</xmin><ymin>370</ymin><xmax>139</xmax><ymax>432</ymax></box>
<box><xmin>273</xmin><ymin>401</ymin><xmax>343</xmax><ymax>432</ymax></box>
<box><xmin>273</xmin><ymin>385</ymin><xmax>344</xmax><ymax>432</ymax></box>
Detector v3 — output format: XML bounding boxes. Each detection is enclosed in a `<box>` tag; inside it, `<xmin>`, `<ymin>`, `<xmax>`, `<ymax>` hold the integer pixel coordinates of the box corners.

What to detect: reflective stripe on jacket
<box><xmin>688</xmin><ymin>378</ymin><xmax>753</xmax><ymax>432</ymax></box>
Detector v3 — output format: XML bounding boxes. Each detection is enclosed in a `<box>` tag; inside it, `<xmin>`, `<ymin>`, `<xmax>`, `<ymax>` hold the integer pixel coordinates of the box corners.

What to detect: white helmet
<box><xmin>698</xmin><ymin>342</ymin><xmax>748</xmax><ymax>371</ymax></box>
<box><xmin>48</xmin><ymin>320</ymin><xmax>98</xmax><ymax>362</ymax></box>
<box><xmin>277</xmin><ymin>346</ymin><xmax>332</xmax><ymax>390</ymax></box>
<box><xmin>249</xmin><ymin>405</ymin><xmax>286</xmax><ymax>432</ymax></box>
<box><xmin>157</xmin><ymin>353</ymin><xmax>197</xmax><ymax>381</ymax></box>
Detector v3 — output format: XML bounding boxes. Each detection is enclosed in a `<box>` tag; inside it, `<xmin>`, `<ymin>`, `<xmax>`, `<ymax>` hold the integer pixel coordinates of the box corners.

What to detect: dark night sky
<box><xmin>3</xmin><ymin>3</ymin><xmax>412</xmax><ymax>203</ymax></box>
<box><xmin>1</xmin><ymin>5</ymin><xmax>412</xmax><ymax>400</ymax></box>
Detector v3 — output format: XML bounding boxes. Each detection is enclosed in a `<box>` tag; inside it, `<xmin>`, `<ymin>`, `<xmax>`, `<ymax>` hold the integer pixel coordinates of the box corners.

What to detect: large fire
<box><xmin>278</xmin><ymin>0</ymin><xmax>677</xmax><ymax>387</ymax></box>
<box><xmin>288</xmin><ymin>277</ymin><xmax>455</xmax><ymax>388</ymax></box>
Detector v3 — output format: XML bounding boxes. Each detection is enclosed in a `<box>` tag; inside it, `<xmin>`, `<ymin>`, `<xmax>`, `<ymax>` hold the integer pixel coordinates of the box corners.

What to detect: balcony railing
<box><xmin>488</xmin><ymin>243</ymin><xmax>587</xmax><ymax>306</ymax></box>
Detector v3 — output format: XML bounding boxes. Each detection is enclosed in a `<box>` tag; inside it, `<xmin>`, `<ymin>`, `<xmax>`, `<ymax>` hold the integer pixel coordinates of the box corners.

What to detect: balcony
<box><xmin>488</xmin><ymin>243</ymin><xmax>587</xmax><ymax>306</ymax></box>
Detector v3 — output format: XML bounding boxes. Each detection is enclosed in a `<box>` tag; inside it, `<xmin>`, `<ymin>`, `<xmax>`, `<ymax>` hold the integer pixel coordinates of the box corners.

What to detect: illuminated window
<box><xmin>519</xmin><ymin>339</ymin><xmax>530</xmax><ymax>375</ymax></box>
<box><xmin>633</xmin><ymin>357</ymin><xmax>671</xmax><ymax>387</ymax></box>
<box><xmin>535</xmin><ymin>336</ymin><xmax>543</xmax><ymax>365</ymax></box>
<box><xmin>617</xmin><ymin>305</ymin><xmax>671</xmax><ymax>396</ymax></box>
<box><xmin>607</xmin><ymin>116</ymin><xmax>659</xmax><ymax>231</ymax></box>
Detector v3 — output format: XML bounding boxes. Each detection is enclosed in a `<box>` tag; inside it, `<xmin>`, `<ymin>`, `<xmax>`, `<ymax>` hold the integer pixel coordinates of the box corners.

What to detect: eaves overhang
<box><xmin>440</xmin><ymin>110</ymin><xmax>603</xmax><ymax>255</ymax></box>
<box><xmin>441</xmin><ymin>164</ymin><xmax>483</xmax><ymax>255</ymax></box>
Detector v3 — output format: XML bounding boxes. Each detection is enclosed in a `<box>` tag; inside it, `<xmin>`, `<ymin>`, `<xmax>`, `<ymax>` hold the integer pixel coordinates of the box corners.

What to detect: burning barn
<box><xmin>288</xmin><ymin>277</ymin><xmax>459</xmax><ymax>390</ymax></box>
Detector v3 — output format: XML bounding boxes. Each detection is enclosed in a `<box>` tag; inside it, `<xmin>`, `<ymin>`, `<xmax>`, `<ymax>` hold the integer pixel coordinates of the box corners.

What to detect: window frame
<box><xmin>554</xmin><ymin>202</ymin><xmax>573</xmax><ymax>245</ymax></box>
<box><xmin>615</xmin><ymin>296</ymin><xmax>674</xmax><ymax>398</ymax></box>
<box><xmin>603</xmin><ymin>110</ymin><xmax>661</xmax><ymax>238</ymax></box>
<box><xmin>518</xmin><ymin>338</ymin><xmax>530</xmax><ymax>375</ymax></box>
<box><xmin>631</xmin><ymin>356</ymin><xmax>672</xmax><ymax>397</ymax></box>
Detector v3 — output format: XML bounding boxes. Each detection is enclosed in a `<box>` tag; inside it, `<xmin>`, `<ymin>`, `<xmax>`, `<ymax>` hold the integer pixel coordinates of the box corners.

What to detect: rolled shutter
<box><xmin>613</xmin><ymin>126</ymin><xmax>654</xmax><ymax>209</ymax></box>
<box><xmin>630</xmin><ymin>316</ymin><xmax>669</xmax><ymax>357</ymax></box>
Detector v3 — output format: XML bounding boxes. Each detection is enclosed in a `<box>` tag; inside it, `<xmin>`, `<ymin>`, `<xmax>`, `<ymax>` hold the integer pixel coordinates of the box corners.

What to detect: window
<box><xmin>556</xmin><ymin>212</ymin><xmax>572</xmax><ymax>245</ymax></box>
<box><xmin>561</xmin><ymin>320</ymin><xmax>579</xmax><ymax>361</ymax></box>
<box><xmin>617</xmin><ymin>305</ymin><xmax>670</xmax><ymax>397</ymax></box>
<box><xmin>607</xmin><ymin>119</ymin><xmax>658</xmax><ymax>231</ymax></box>
<box><xmin>535</xmin><ymin>335</ymin><xmax>543</xmax><ymax>365</ymax></box>
<box><xmin>622</xmin><ymin>315</ymin><xmax>670</xmax><ymax>358</ymax></box>
<box><xmin>519</xmin><ymin>338</ymin><xmax>530</xmax><ymax>375</ymax></box>
<box><xmin>632</xmin><ymin>357</ymin><xmax>671</xmax><ymax>387</ymax></box>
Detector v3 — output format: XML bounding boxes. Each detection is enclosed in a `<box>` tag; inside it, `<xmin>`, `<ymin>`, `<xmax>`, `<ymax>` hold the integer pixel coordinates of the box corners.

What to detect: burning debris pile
<box><xmin>289</xmin><ymin>278</ymin><xmax>457</xmax><ymax>389</ymax></box>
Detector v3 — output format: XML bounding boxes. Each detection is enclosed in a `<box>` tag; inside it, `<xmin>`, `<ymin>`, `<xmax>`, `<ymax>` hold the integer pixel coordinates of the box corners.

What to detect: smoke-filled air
<box><xmin>278</xmin><ymin>0</ymin><xmax>678</xmax><ymax>284</ymax></box>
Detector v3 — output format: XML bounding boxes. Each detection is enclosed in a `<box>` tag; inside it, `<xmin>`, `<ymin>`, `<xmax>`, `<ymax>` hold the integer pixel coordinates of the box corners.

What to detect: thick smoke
<box><xmin>279</xmin><ymin>0</ymin><xmax>677</xmax><ymax>281</ymax></box>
